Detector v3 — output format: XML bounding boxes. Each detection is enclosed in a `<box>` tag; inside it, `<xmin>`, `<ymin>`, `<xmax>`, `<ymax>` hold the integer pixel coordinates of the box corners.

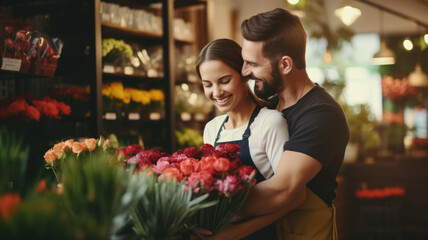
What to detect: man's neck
<box><xmin>277</xmin><ymin>71</ymin><xmax>313</xmax><ymax>111</ymax></box>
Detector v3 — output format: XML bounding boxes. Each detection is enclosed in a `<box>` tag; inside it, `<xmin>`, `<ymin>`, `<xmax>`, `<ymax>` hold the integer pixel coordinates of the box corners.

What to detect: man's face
<box><xmin>241</xmin><ymin>40</ymin><xmax>282</xmax><ymax>100</ymax></box>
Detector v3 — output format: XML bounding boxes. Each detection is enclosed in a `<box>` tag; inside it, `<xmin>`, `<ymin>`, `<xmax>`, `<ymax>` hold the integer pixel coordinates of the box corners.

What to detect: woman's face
<box><xmin>199</xmin><ymin>60</ymin><xmax>247</xmax><ymax>113</ymax></box>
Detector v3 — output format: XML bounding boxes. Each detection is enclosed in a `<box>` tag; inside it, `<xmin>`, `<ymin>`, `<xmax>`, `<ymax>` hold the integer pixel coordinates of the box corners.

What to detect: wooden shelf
<box><xmin>101</xmin><ymin>22</ymin><xmax>194</xmax><ymax>44</ymax></box>
<box><xmin>102</xmin><ymin>22</ymin><xmax>162</xmax><ymax>39</ymax></box>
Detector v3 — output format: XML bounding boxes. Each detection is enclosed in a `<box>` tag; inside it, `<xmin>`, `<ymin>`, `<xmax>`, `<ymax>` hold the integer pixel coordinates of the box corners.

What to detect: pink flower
<box><xmin>186</xmin><ymin>170</ymin><xmax>214</xmax><ymax>194</ymax></box>
<box><xmin>153</xmin><ymin>160</ymin><xmax>171</xmax><ymax>174</ymax></box>
<box><xmin>102</xmin><ymin>139</ymin><xmax>110</xmax><ymax>148</ymax></box>
<box><xmin>238</xmin><ymin>165</ymin><xmax>256</xmax><ymax>182</ymax></box>
<box><xmin>213</xmin><ymin>157</ymin><xmax>230</xmax><ymax>173</ymax></box>
<box><xmin>215</xmin><ymin>175</ymin><xmax>242</xmax><ymax>197</ymax></box>
<box><xmin>72</xmin><ymin>142</ymin><xmax>86</xmax><ymax>154</ymax></box>
<box><xmin>44</xmin><ymin>149</ymin><xmax>57</xmax><ymax>163</ymax></box>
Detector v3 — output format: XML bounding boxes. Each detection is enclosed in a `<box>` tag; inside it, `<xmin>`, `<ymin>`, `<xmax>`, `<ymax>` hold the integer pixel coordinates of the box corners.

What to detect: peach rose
<box><xmin>44</xmin><ymin>149</ymin><xmax>57</xmax><ymax>163</ymax></box>
<box><xmin>72</xmin><ymin>142</ymin><xmax>86</xmax><ymax>154</ymax></box>
<box><xmin>53</xmin><ymin>142</ymin><xmax>66</xmax><ymax>159</ymax></box>
<box><xmin>84</xmin><ymin>138</ymin><xmax>97</xmax><ymax>151</ymax></box>
<box><xmin>64</xmin><ymin>139</ymin><xmax>74</xmax><ymax>150</ymax></box>
<box><xmin>158</xmin><ymin>168</ymin><xmax>182</xmax><ymax>182</ymax></box>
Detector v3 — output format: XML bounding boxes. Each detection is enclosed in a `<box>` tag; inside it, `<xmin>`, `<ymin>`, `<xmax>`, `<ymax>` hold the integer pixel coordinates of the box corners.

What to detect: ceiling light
<box><xmin>403</xmin><ymin>38</ymin><xmax>413</xmax><ymax>51</ymax></box>
<box><xmin>409</xmin><ymin>63</ymin><xmax>428</xmax><ymax>87</ymax></box>
<box><xmin>372</xmin><ymin>10</ymin><xmax>395</xmax><ymax>65</ymax></box>
<box><xmin>372</xmin><ymin>40</ymin><xmax>395</xmax><ymax>65</ymax></box>
<box><xmin>287</xmin><ymin>0</ymin><xmax>299</xmax><ymax>5</ymax></box>
<box><xmin>335</xmin><ymin>0</ymin><xmax>362</xmax><ymax>26</ymax></box>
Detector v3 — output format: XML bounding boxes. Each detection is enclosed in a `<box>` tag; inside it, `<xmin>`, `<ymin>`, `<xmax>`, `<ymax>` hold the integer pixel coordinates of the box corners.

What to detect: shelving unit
<box><xmin>0</xmin><ymin>0</ymin><xmax>208</xmax><ymax>153</ymax></box>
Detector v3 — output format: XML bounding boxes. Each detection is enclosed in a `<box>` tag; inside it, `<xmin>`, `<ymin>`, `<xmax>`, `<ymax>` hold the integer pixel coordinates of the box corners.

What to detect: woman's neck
<box><xmin>225</xmin><ymin>100</ymin><xmax>257</xmax><ymax>130</ymax></box>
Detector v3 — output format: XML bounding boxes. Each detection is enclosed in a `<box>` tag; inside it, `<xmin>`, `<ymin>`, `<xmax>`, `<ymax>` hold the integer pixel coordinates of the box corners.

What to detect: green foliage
<box><xmin>60</xmin><ymin>150</ymin><xmax>136</xmax><ymax>239</ymax></box>
<box><xmin>175</xmin><ymin>127</ymin><xmax>204</xmax><ymax>150</ymax></box>
<box><xmin>342</xmin><ymin>103</ymin><xmax>381</xmax><ymax>150</ymax></box>
<box><xmin>0</xmin><ymin>125</ymin><xmax>29</xmax><ymax>195</ymax></box>
<box><xmin>131</xmin><ymin>173</ymin><xmax>215</xmax><ymax>240</ymax></box>
<box><xmin>102</xmin><ymin>38</ymin><xmax>133</xmax><ymax>63</ymax></box>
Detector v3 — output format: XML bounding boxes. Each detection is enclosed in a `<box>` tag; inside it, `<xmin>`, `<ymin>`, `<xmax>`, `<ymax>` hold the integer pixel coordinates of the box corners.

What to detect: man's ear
<box><xmin>278</xmin><ymin>56</ymin><xmax>293</xmax><ymax>75</ymax></box>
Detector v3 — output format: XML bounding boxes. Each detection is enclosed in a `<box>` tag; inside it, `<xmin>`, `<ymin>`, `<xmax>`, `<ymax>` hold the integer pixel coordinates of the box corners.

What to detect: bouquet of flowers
<box><xmin>44</xmin><ymin>137</ymin><xmax>112</xmax><ymax>183</ymax></box>
<box><xmin>123</xmin><ymin>143</ymin><xmax>257</xmax><ymax>235</ymax></box>
<box><xmin>28</xmin><ymin>33</ymin><xmax>63</xmax><ymax>77</ymax></box>
<box><xmin>1</xmin><ymin>27</ymin><xmax>32</xmax><ymax>73</ymax></box>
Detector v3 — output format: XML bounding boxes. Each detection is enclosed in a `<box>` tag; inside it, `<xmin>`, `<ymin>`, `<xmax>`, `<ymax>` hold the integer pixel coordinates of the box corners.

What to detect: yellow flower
<box><xmin>130</xmin><ymin>89</ymin><xmax>150</xmax><ymax>105</ymax></box>
<box><xmin>110</xmin><ymin>82</ymin><xmax>125</xmax><ymax>100</ymax></box>
<box><xmin>150</xmin><ymin>89</ymin><xmax>165</xmax><ymax>102</ymax></box>
<box><xmin>123</xmin><ymin>88</ymin><xmax>131</xmax><ymax>104</ymax></box>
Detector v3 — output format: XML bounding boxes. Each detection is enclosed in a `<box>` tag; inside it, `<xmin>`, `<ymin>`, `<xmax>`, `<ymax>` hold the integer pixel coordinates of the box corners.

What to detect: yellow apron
<box><xmin>276</xmin><ymin>188</ymin><xmax>338</xmax><ymax>240</ymax></box>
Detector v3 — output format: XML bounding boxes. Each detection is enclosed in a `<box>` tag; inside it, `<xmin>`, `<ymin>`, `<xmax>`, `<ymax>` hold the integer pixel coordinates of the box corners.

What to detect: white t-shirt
<box><xmin>203</xmin><ymin>107</ymin><xmax>289</xmax><ymax>179</ymax></box>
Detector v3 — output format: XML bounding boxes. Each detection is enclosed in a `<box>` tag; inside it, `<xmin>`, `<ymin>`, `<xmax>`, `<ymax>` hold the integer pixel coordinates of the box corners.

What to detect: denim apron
<box><xmin>214</xmin><ymin>105</ymin><xmax>277</xmax><ymax>240</ymax></box>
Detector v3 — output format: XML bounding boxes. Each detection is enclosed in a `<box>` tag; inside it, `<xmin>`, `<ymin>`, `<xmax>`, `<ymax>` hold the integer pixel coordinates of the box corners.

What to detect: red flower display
<box><xmin>123</xmin><ymin>143</ymin><xmax>257</xmax><ymax>234</ymax></box>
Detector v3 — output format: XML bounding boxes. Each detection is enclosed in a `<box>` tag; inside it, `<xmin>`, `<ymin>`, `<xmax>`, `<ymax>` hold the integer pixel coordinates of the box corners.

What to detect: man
<box><xmin>205</xmin><ymin>8</ymin><xmax>350</xmax><ymax>240</ymax></box>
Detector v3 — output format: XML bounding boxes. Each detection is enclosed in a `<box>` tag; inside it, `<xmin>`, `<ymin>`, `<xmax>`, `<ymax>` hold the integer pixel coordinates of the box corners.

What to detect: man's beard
<box><xmin>253</xmin><ymin>67</ymin><xmax>282</xmax><ymax>101</ymax></box>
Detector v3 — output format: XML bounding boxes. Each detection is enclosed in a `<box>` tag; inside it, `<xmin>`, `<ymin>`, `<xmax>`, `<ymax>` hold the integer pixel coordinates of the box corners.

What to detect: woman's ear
<box><xmin>278</xmin><ymin>56</ymin><xmax>293</xmax><ymax>75</ymax></box>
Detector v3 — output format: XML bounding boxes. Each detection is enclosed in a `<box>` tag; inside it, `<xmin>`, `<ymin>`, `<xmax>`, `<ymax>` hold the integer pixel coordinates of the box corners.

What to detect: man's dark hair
<box><xmin>241</xmin><ymin>8</ymin><xmax>307</xmax><ymax>69</ymax></box>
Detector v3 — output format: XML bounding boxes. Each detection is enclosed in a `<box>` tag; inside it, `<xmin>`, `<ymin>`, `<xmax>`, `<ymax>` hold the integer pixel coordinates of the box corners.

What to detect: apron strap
<box><xmin>242</xmin><ymin>105</ymin><xmax>261</xmax><ymax>139</ymax></box>
<box><xmin>214</xmin><ymin>105</ymin><xmax>262</xmax><ymax>145</ymax></box>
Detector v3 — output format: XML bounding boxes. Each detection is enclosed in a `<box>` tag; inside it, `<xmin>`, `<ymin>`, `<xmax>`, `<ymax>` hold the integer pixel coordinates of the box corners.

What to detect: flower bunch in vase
<box><xmin>122</xmin><ymin>143</ymin><xmax>257</xmax><ymax>235</ymax></box>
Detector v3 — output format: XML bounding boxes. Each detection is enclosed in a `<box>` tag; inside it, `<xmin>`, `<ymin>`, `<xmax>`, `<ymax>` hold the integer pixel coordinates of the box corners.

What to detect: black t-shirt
<box><xmin>270</xmin><ymin>85</ymin><xmax>350</xmax><ymax>206</ymax></box>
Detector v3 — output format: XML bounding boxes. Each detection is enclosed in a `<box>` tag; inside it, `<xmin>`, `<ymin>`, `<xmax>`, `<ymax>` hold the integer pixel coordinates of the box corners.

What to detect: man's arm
<box><xmin>237</xmin><ymin>150</ymin><xmax>322</xmax><ymax>218</ymax></box>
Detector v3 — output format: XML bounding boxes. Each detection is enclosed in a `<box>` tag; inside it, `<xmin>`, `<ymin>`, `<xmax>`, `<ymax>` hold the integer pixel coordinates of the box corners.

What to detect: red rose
<box><xmin>57</xmin><ymin>102</ymin><xmax>71</xmax><ymax>115</ymax></box>
<box><xmin>213</xmin><ymin>157</ymin><xmax>230</xmax><ymax>173</ymax></box>
<box><xmin>7</xmin><ymin>99</ymin><xmax>28</xmax><ymax>115</ymax></box>
<box><xmin>199</xmin><ymin>143</ymin><xmax>215</xmax><ymax>157</ymax></box>
<box><xmin>0</xmin><ymin>193</ymin><xmax>21</xmax><ymax>221</ymax></box>
<box><xmin>199</xmin><ymin>156</ymin><xmax>216</xmax><ymax>173</ymax></box>
<box><xmin>215</xmin><ymin>143</ymin><xmax>240</xmax><ymax>159</ymax></box>
<box><xmin>180</xmin><ymin>158</ymin><xmax>197</xmax><ymax>175</ymax></box>
<box><xmin>24</xmin><ymin>105</ymin><xmax>40</xmax><ymax>121</ymax></box>
<box><xmin>183</xmin><ymin>147</ymin><xmax>200</xmax><ymax>159</ymax></box>
<box><xmin>125</xmin><ymin>144</ymin><xmax>143</xmax><ymax>157</ymax></box>
<box><xmin>229</xmin><ymin>158</ymin><xmax>242</xmax><ymax>171</ymax></box>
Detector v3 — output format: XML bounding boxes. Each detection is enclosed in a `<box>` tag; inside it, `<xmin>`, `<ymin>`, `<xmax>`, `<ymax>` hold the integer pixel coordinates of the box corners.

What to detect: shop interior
<box><xmin>1</xmin><ymin>0</ymin><xmax>427</xmax><ymax>239</ymax></box>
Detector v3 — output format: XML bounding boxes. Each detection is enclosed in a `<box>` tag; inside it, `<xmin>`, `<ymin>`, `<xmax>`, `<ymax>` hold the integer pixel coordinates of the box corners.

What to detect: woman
<box><xmin>196</xmin><ymin>38</ymin><xmax>289</xmax><ymax>240</ymax></box>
